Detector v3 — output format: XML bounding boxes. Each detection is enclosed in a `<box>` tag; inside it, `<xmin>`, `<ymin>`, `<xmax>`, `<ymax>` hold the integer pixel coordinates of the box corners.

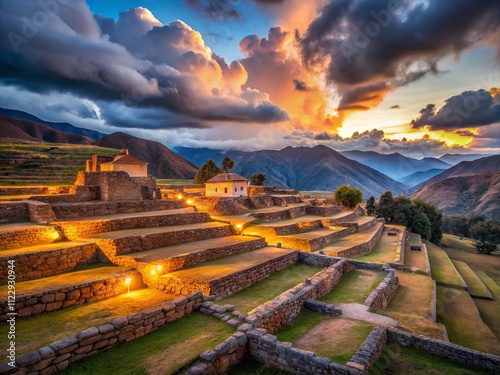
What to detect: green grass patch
<box><xmin>370</xmin><ymin>342</ymin><xmax>491</xmax><ymax>375</ymax></box>
<box><xmin>404</xmin><ymin>233</ymin><xmax>427</xmax><ymax>270</ymax></box>
<box><xmin>319</xmin><ymin>269</ymin><xmax>386</xmax><ymax>305</ymax></box>
<box><xmin>451</xmin><ymin>260</ymin><xmax>491</xmax><ymax>298</ymax></box>
<box><xmin>355</xmin><ymin>227</ymin><xmax>402</xmax><ymax>264</ymax></box>
<box><xmin>436</xmin><ymin>286</ymin><xmax>500</xmax><ymax>355</ymax></box>
<box><xmin>219</xmin><ymin>263</ymin><xmax>323</xmax><ymax>312</ymax></box>
<box><xmin>441</xmin><ymin>234</ymin><xmax>476</xmax><ymax>252</ymax></box>
<box><xmin>425</xmin><ymin>241</ymin><xmax>466</xmax><ymax>288</ymax></box>
<box><xmin>62</xmin><ymin>313</ymin><xmax>234</xmax><ymax>375</ymax></box>
<box><xmin>275</xmin><ymin>309</ymin><xmax>326</xmax><ymax>343</ymax></box>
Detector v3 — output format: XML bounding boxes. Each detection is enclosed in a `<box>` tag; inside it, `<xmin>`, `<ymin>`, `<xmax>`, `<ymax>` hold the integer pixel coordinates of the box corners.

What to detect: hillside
<box><xmin>95</xmin><ymin>133</ymin><xmax>198</xmax><ymax>179</ymax></box>
<box><xmin>0</xmin><ymin>115</ymin><xmax>95</xmax><ymax>145</ymax></box>
<box><xmin>398</xmin><ymin>169</ymin><xmax>447</xmax><ymax>187</ymax></box>
<box><xmin>0</xmin><ymin>108</ymin><xmax>107</xmax><ymax>140</ymax></box>
<box><xmin>341</xmin><ymin>150</ymin><xmax>451</xmax><ymax>181</ymax></box>
<box><xmin>439</xmin><ymin>153</ymin><xmax>493</xmax><ymax>165</ymax></box>
<box><xmin>231</xmin><ymin>145</ymin><xmax>407</xmax><ymax>197</ymax></box>
<box><xmin>412</xmin><ymin>171</ymin><xmax>500</xmax><ymax>220</ymax></box>
<box><xmin>413</xmin><ymin>155</ymin><xmax>500</xmax><ymax>192</ymax></box>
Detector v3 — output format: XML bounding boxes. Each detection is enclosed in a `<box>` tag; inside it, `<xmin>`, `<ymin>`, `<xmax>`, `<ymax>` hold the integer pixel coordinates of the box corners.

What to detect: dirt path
<box><xmin>339</xmin><ymin>303</ymin><xmax>399</xmax><ymax>327</ymax></box>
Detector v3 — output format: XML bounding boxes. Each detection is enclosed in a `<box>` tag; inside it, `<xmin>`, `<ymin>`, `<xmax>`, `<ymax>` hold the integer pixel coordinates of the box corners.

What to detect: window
<box><xmin>224</xmin><ymin>188</ymin><xmax>228</xmax><ymax>193</ymax></box>
<box><xmin>215</xmin><ymin>187</ymin><xmax>218</xmax><ymax>192</ymax></box>
<box><xmin>235</xmin><ymin>187</ymin><xmax>237</xmax><ymax>192</ymax></box>
<box><xmin>240</xmin><ymin>186</ymin><xmax>244</xmax><ymax>191</ymax></box>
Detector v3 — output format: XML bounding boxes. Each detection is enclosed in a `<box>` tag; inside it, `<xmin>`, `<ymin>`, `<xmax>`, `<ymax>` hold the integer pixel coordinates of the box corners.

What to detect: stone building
<box><xmin>205</xmin><ymin>173</ymin><xmax>249</xmax><ymax>197</ymax></box>
<box><xmin>99</xmin><ymin>149</ymin><xmax>148</xmax><ymax>177</ymax></box>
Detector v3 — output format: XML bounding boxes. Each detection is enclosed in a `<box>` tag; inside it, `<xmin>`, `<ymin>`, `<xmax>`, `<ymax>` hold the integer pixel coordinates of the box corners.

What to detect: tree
<box><xmin>377</xmin><ymin>191</ymin><xmax>394</xmax><ymax>222</ymax></box>
<box><xmin>221</xmin><ymin>156</ymin><xmax>235</xmax><ymax>173</ymax></box>
<box><xmin>443</xmin><ymin>215</ymin><xmax>470</xmax><ymax>237</ymax></box>
<box><xmin>250</xmin><ymin>173</ymin><xmax>267</xmax><ymax>186</ymax></box>
<box><xmin>470</xmin><ymin>220</ymin><xmax>500</xmax><ymax>254</ymax></box>
<box><xmin>366</xmin><ymin>196</ymin><xmax>377</xmax><ymax>216</ymax></box>
<box><xmin>411</xmin><ymin>212</ymin><xmax>432</xmax><ymax>240</ymax></box>
<box><xmin>392</xmin><ymin>196</ymin><xmax>414</xmax><ymax>226</ymax></box>
<box><xmin>193</xmin><ymin>159</ymin><xmax>222</xmax><ymax>184</ymax></box>
<box><xmin>333</xmin><ymin>185</ymin><xmax>363</xmax><ymax>210</ymax></box>
<box><xmin>413</xmin><ymin>199</ymin><xmax>443</xmax><ymax>244</ymax></box>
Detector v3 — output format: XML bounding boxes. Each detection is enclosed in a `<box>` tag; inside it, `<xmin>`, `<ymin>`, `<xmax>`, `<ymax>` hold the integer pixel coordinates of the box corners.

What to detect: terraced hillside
<box><xmin>0</xmin><ymin>142</ymin><xmax>119</xmax><ymax>186</ymax></box>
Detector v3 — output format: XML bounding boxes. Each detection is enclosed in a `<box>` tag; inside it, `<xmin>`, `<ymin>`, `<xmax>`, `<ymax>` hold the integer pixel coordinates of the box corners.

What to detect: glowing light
<box><xmin>187</xmin><ymin>199</ymin><xmax>194</xmax><ymax>205</ymax></box>
<box><xmin>156</xmin><ymin>265</ymin><xmax>162</xmax><ymax>271</ymax></box>
<box><xmin>50</xmin><ymin>232</ymin><xmax>60</xmax><ymax>240</ymax></box>
<box><xmin>177</xmin><ymin>194</ymin><xmax>183</xmax><ymax>200</ymax></box>
<box><xmin>125</xmin><ymin>277</ymin><xmax>131</xmax><ymax>293</ymax></box>
<box><xmin>236</xmin><ymin>224</ymin><xmax>243</xmax><ymax>230</ymax></box>
<box><xmin>151</xmin><ymin>269</ymin><xmax>157</xmax><ymax>276</ymax></box>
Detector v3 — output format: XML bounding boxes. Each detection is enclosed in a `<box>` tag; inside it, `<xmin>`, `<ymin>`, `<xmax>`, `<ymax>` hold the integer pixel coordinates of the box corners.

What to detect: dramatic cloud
<box><xmin>184</xmin><ymin>0</ymin><xmax>287</xmax><ymax>22</ymax></box>
<box><xmin>0</xmin><ymin>1</ymin><xmax>287</xmax><ymax>130</ymax></box>
<box><xmin>300</xmin><ymin>0</ymin><xmax>500</xmax><ymax>119</ymax></box>
<box><xmin>412</xmin><ymin>89</ymin><xmax>500</xmax><ymax>130</ymax></box>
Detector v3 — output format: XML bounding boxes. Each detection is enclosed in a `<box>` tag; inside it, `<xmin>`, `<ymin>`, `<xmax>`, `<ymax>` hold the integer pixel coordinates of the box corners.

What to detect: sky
<box><xmin>0</xmin><ymin>0</ymin><xmax>499</xmax><ymax>158</ymax></box>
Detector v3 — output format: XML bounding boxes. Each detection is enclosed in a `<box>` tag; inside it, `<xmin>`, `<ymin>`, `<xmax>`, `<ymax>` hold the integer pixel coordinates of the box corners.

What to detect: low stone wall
<box><xmin>247</xmin><ymin>328</ymin><xmax>359</xmax><ymax>375</ymax></box>
<box><xmin>185</xmin><ymin>332</ymin><xmax>248</xmax><ymax>375</ymax></box>
<box><xmin>27</xmin><ymin>201</ymin><xmax>56</xmax><ymax>224</ymax></box>
<box><xmin>347</xmin><ymin>327</ymin><xmax>387</xmax><ymax>373</ymax></box>
<box><xmin>0</xmin><ymin>202</ymin><xmax>30</xmax><ymax>224</ymax></box>
<box><xmin>96</xmin><ymin>225</ymin><xmax>234</xmax><ymax>257</ymax></box>
<box><xmin>357</xmin><ymin>217</ymin><xmax>377</xmax><ymax>232</ymax></box>
<box><xmin>28</xmin><ymin>186</ymin><xmax>100</xmax><ymax>204</ymax></box>
<box><xmin>387</xmin><ymin>328</ymin><xmax>500</xmax><ymax>373</ymax></box>
<box><xmin>398</xmin><ymin>228</ymin><xmax>407</xmax><ymax>264</ymax></box>
<box><xmin>158</xmin><ymin>251</ymin><xmax>299</xmax><ymax>298</ymax></box>
<box><xmin>251</xmin><ymin>205</ymin><xmax>308</xmax><ymax>222</ymax></box>
<box><xmin>247</xmin><ymin>186</ymin><xmax>276</xmax><ymax>196</ymax></box>
<box><xmin>191</xmin><ymin>197</ymin><xmax>248</xmax><ymax>216</ymax></box>
<box><xmin>272</xmin><ymin>195</ymin><xmax>302</xmax><ymax>206</ymax></box>
<box><xmin>3</xmin><ymin>292</ymin><xmax>203</xmax><ymax>374</ymax></box>
<box><xmin>337</xmin><ymin>223</ymin><xmax>384</xmax><ymax>258</ymax></box>
<box><xmin>246</xmin><ymin>260</ymin><xmax>355</xmax><ymax>333</ymax></box>
<box><xmin>0</xmin><ymin>186</ymin><xmax>70</xmax><ymax>195</ymax></box>
<box><xmin>57</xmin><ymin>212</ymin><xmax>212</xmax><ymax>240</ymax></box>
<box><xmin>0</xmin><ymin>225</ymin><xmax>63</xmax><ymax>250</ymax></box>
<box><xmin>306</xmin><ymin>205</ymin><xmax>342</xmax><ymax>217</ymax></box>
<box><xmin>278</xmin><ymin>226</ymin><xmax>357</xmax><ymax>252</ymax></box>
<box><xmin>298</xmin><ymin>252</ymin><xmax>342</xmax><ymax>267</ymax></box>
<box><xmin>364</xmin><ymin>269</ymin><xmax>399</xmax><ymax>310</ymax></box>
<box><xmin>51</xmin><ymin>199</ymin><xmax>183</xmax><ymax>219</ymax></box>
<box><xmin>0</xmin><ymin>270</ymin><xmax>142</xmax><ymax>320</ymax></box>
<box><xmin>0</xmin><ymin>242</ymin><xmax>98</xmax><ymax>282</ymax></box>
<box><xmin>303</xmin><ymin>299</ymin><xmax>342</xmax><ymax>316</ymax></box>
<box><xmin>239</xmin><ymin>195</ymin><xmax>275</xmax><ymax>209</ymax></box>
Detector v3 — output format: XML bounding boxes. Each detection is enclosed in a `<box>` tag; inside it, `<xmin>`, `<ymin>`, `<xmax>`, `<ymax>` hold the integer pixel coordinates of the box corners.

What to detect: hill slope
<box><xmin>341</xmin><ymin>150</ymin><xmax>451</xmax><ymax>181</ymax></box>
<box><xmin>412</xmin><ymin>171</ymin><xmax>500</xmax><ymax>220</ymax></box>
<box><xmin>231</xmin><ymin>145</ymin><xmax>407</xmax><ymax>197</ymax></box>
<box><xmin>439</xmin><ymin>153</ymin><xmax>493</xmax><ymax>165</ymax></box>
<box><xmin>398</xmin><ymin>169</ymin><xmax>447</xmax><ymax>187</ymax></box>
<box><xmin>95</xmin><ymin>133</ymin><xmax>198</xmax><ymax>179</ymax></box>
<box><xmin>413</xmin><ymin>155</ymin><xmax>500</xmax><ymax>192</ymax></box>
<box><xmin>0</xmin><ymin>108</ymin><xmax>107</xmax><ymax>140</ymax></box>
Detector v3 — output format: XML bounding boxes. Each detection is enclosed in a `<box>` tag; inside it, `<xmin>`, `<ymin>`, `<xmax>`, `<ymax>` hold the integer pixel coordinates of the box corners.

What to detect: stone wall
<box><xmin>3</xmin><ymin>292</ymin><xmax>203</xmax><ymax>374</ymax></box>
<box><xmin>191</xmin><ymin>197</ymin><xmax>248</xmax><ymax>216</ymax></box>
<box><xmin>364</xmin><ymin>269</ymin><xmax>399</xmax><ymax>310</ymax></box>
<box><xmin>251</xmin><ymin>205</ymin><xmax>309</xmax><ymax>222</ymax></box>
<box><xmin>57</xmin><ymin>211</ymin><xmax>212</xmax><ymax>240</ymax></box>
<box><xmin>278</xmin><ymin>226</ymin><xmax>357</xmax><ymax>252</ymax></box>
<box><xmin>337</xmin><ymin>223</ymin><xmax>384</xmax><ymax>258</ymax></box>
<box><xmin>0</xmin><ymin>225</ymin><xmax>62</xmax><ymax>250</ymax></box>
<box><xmin>347</xmin><ymin>327</ymin><xmax>387</xmax><ymax>373</ymax></box>
<box><xmin>0</xmin><ymin>242</ymin><xmax>98</xmax><ymax>282</ymax></box>
<box><xmin>0</xmin><ymin>186</ymin><xmax>70</xmax><ymax>195</ymax></box>
<box><xmin>247</xmin><ymin>328</ymin><xmax>360</xmax><ymax>375</ymax></box>
<box><xmin>246</xmin><ymin>260</ymin><xmax>355</xmax><ymax>333</ymax></box>
<box><xmin>158</xmin><ymin>251</ymin><xmax>298</xmax><ymax>298</ymax></box>
<box><xmin>51</xmin><ymin>200</ymin><xmax>183</xmax><ymax>219</ymax></box>
<box><xmin>96</xmin><ymin>224</ymin><xmax>234</xmax><ymax>257</ymax></box>
<box><xmin>387</xmin><ymin>328</ymin><xmax>500</xmax><ymax>373</ymax></box>
<box><xmin>303</xmin><ymin>299</ymin><xmax>342</xmax><ymax>316</ymax></box>
<box><xmin>239</xmin><ymin>195</ymin><xmax>275</xmax><ymax>209</ymax></box>
<box><xmin>298</xmin><ymin>252</ymin><xmax>342</xmax><ymax>268</ymax></box>
<box><xmin>0</xmin><ymin>271</ymin><xmax>142</xmax><ymax>320</ymax></box>
<box><xmin>28</xmin><ymin>185</ymin><xmax>100</xmax><ymax>204</ymax></box>
<box><xmin>0</xmin><ymin>202</ymin><xmax>30</xmax><ymax>224</ymax></box>
<box><xmin>306</xmin><ymin>205</ymin><xmax>342</xmax><ymax>217</ymax></box>
<box><xmin>27</xmin><ymin>201</ymin><xmax>56</xmax><ymax>224</ymax></box>
<box><xmin>247</xmin><ymin>186</ymin><xmax>276</xmax><ymax>196</ymax></box>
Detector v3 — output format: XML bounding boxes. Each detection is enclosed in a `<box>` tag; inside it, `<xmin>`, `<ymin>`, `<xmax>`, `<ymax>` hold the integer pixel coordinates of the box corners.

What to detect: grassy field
<box><xmin>219</xmin><ymin>263</ymin><xmax>323</xmax><ymax>312</ymax></box>
<box><xmin>276</xmin><ymin>309</ymin><xmax>326</xmax><ymax>343</ymax></box>
<box><xmin>355</xmin><ymin>226</ymin><xmax>403</xmax><ymax>264</ymax></box>
<box><xmin>0</xmin><ymin>289</ymin><xmax>174</xmax><ymax>355</ymax></box>
<box><xmin>0</xmin><ymin>142</ymin><xmax>118</xmax><ymax>185</ymax></box>
<box><xmin>319</xmin><ymin>269</ymin><xmax>386</xmax><ymax>305</ymax></box>
<box><xmin>62</xmin><ymin>313</ymin><xmax>234</xmax><ymax>375</ymax></box>
<box><xmin>156</xmin><ymin>179</ymin><xmax>194</xmax><ymax>185</ymax></box>
<box><xmin>380</xmin><ymin>272</ymin><xmax>443</xmax><ymax>339</ymax></box>
<box><xmin>370</xmin><ymin>342</ymin><xmax>491</xmax><ymax>375</ymax></box>
<box><xmin>404</xmin><ymin>233</ymin><xmax>427</xmax><ymax>270</ymax></box>
<box><xmin>440</xmin><ymin>234</ymin><xmax>476</xmax><ymax>251</ymax></box>
<box><xmin>425</xmin><ymin>241</ymin><xmax>466</xmax><ymax>288</ymax></box>
<box><xmin>451</xmin><ymin>260</ymin><xmax>492</xmax><ymax>298</ymax></box>
<box><xmin>436</xmin><ymin>286</ymin><xmax>500</xmax><ymax>355</ymax></box>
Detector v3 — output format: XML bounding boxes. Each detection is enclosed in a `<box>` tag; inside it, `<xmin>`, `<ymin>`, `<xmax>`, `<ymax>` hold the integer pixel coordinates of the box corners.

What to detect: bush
<box><xmin>470</xmin><ymin>220</ymin><xmax>500</xmax><ymax>254</ymax></box>
<box><xmin>250</xmin><ymin>173</ymin><xmax>267</xmax><ymax>186</ymax></box>
<box><xmin>333</xmin><ymin>185</ymin><xmax>363</xmax><ymax>209</ymax></box>
<box><xmin>193</xmin><ymin>159</ymin><xmax>222</xmax><ymax>184</ymax></box>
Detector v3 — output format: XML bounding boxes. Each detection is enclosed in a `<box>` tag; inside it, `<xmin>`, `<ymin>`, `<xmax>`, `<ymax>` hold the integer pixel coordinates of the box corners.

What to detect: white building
<box><xmin>205</xmin><ymin>173</ymin><xmax>249</xmax><ymax>197</ymax></box>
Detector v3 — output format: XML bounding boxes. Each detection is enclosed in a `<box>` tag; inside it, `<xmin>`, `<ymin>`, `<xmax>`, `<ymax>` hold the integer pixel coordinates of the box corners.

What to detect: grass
<box><xmin>319</xmin><ymin>269</ymin><xmax>386</xmax><ymax>305</ymax></box>
<box><xmin>474</xmin><ymin>270</ymin><xmax>500</xmax><ymax>340</ymax></box>
<box><xmin>404</xmin><ymin>233</ymin><xmax>427</xmax><ymax>270</ymax></box>
<box><xmin>0</xmin><ymin>289</ymin><xmax>174</xmax><ymax>355</ymax></box>
<box><xmin>219</xmin><ymin>263</ymin><xmax>323</xmax><ymax>312</ymax></box>
<box><xmin>355</xmin><ymin>226</ymin><xmax>403</xmax><ymax>264</ymax></box>
<box><xmin>370</xmin><ymin>342</ymin><xmax>491</xmax><ymax>375</ymax></box>
<box><xmin>380</xmin><ymin>272</ymin><xmax>443</xmax><ymax>339</ymax></box>
<box><xmin>451</xmin><ymin>260</ymin><xmax>491</xmax><ymax>298</ymax></box>
<box><xmin>425</xmin><ymin>241</ymin><xmax>466</xmax><ymax>288</ymax></box>
<box><xmin>156</xmin><ymin>179</ymin><xmax>194</xmax><ymax>185</ymax></box>
<box><xmin>276</xmin><ymin>309</ymin><xmax>326</xmax><ymax>343</ymax></box>
<box><xmin>62</xmin><ymin>313</ymin><xmax>234</xmax><ymax>375</ymax></box>
<box><xmin>436</xmin><ymin>286</ymin><xmax>500</xmax><ymax>355</ymax></box>
<box><xmin>440</xmin><ymin>234</ymin><xmax>476</xmax><ymax>252</ymax></box>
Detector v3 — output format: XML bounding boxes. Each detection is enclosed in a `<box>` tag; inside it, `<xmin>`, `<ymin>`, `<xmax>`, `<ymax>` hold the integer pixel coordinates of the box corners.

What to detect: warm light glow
<box><xmin>150</xmin><ymin>269</ymin><xmax>157</xmax><ymax>275</ymax></box>
<box><xmin>236</xmin><ymin>224</ymin><xmax>243</xmax><ymax>230</ymax></box>
<box><xmin>177</xmin><ymin>194</ymin><xmax>183</xmax><ymax>200</ymax></box>
<box><xmin>50</xmin><ymin>232</ymin><xmax>60</xmax><ymax>240</ymax></box>
<box><xmin>125</xmin><ymin>277</ymin><xmax>131</xmax><ymax>285</ymax></box>
<box><xmin>187</xmin><ymin>199</ymin><xmax>193</xmax><ymax>205</ymax></box>
<box><xmin>156</xmin><ymin>265</ymin><xmax>162</xmax><ymax>271</ymax></box>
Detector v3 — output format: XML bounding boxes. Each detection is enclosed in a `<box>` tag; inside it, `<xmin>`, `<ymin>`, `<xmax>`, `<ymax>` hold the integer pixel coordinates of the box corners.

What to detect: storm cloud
<box><xmin>0</xmin><ymin>1</ymin><xmax>288</xmax><ymax>129</ymax></box>
<box><xmin>412</xmin><ymin>89</ymin><xmax>500</xmax><ymax>130</ymax></box>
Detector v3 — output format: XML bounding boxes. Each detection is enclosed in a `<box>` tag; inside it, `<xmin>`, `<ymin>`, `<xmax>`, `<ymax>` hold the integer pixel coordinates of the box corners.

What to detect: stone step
<box><xmin>319</xmin><ymin>222</ymin><xmax>385</xmax><ymax>258</ymax></box>
<box><xmin>274</xmin><ymin>226</ymin><xmax>358</xmax><ymax>252</ymax></box>
<box><xmin>88</xmin><ymin>222</ymin><xmax>235</xmax><ymax>257</ymax></box>
<box><xmin>0</xmin><ymin>223</ymin><xmax>63</xmax><ymax>250</ymax></box>
<box><xmin>51</xmin><ymin>199</ymin><xmax>184</xmax><ymax>219</ymax></box>
<box><xmin>0</xmin><ymin>266</ymin><xmax>142</xmax><ymax>320</ymax></box>
<box><xmin>54</xmin><ymin>208</ymin><xmax>212</xmax><ymax>240</ymax></box>
<box><xmin>127</xmin><ymin>236</ymin><xmax>267</xmax><ymax>273</ymax></box>
<box><xmin>305</xmin><ymin>205</ymin><xmax>344</xmax><ymax>217</ymax></box>
<box><xmin>0</xmin><ymin>241</ymin><xmax>98</xmax><ymax>282</ymax></box>
<box><xmin>249</xmin><ymin>203</ymin><xmax>310</xmax><ymax>222</ymax></box>
<box><xmin>353</xmin><ymin>216</ymin><xmax>378</xmax><ymax>231</ymax></box>
<box><xmin>158</xmin><ymin>247</ymin><xmax>298</xmax><ymax>298</ymax></box>
<box><xmin>270</xmin><ymin>195</ymin><xmax>302</xmax><ymax>206</ymax></box>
